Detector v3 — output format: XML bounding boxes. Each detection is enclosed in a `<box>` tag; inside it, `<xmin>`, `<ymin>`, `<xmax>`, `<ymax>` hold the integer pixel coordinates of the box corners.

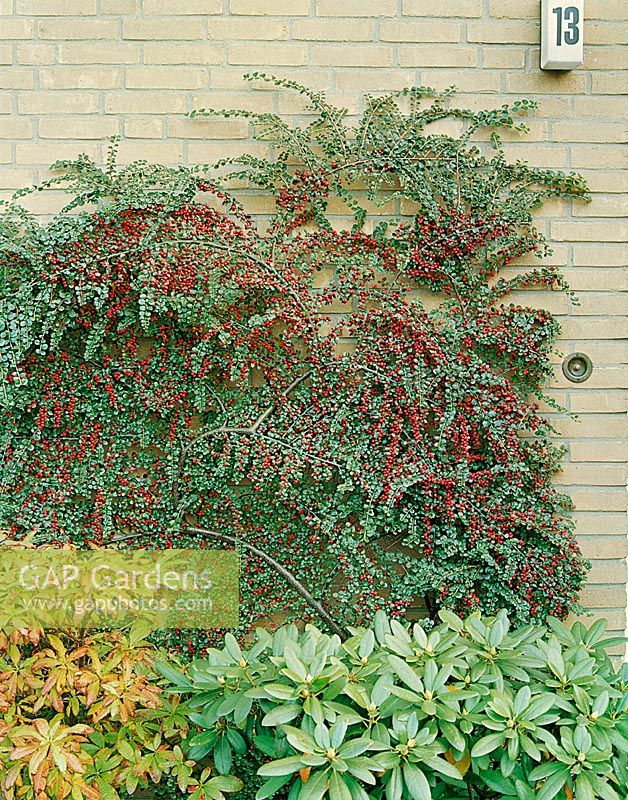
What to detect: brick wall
<box><xmin>1</xmin><ymin>0</ymin><xmax>626</xmax><ymax>650</ymax></box>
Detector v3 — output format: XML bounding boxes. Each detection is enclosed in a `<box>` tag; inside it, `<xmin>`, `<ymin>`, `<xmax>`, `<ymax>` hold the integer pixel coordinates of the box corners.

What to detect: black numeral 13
<box><xmin>553</xmin><ymin>6</ymin><xmax>580</xmax><ymax>46</ymax></box>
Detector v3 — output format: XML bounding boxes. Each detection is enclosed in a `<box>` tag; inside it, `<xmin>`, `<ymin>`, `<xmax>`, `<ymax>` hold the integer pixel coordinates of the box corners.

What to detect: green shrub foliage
<box><xmin>160</xmin><ymin>611</ymin><xmax>628</xmax><ymax>800</ymax></box>
<box><xmin>0</xmin><ymin>76</ymin><xmax>590</xmax><ymax>641</ymax></box>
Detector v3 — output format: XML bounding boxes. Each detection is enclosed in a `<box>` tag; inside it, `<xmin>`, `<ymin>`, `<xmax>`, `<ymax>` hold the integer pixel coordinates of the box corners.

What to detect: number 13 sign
<box><xmin>541</xmin><ymin>0</ymin><xmax>584</xmax><ymax>70</ymax></box>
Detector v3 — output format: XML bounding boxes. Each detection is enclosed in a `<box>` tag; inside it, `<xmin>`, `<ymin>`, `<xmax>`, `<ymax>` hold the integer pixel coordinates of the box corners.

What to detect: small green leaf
<box><xmin>403</xmin><ymin>763</ymin><xmax>431</xmax><ymax>800</ymax></box>
<box><xmin>96</xmin><ymin>779</ymin><xmax>119</xmax><ymax>800</ymax></box>
<box><xmin>536</xmin><ymin>767</ymin><xmax>570</xmax><ymax>800</ymax></box>
<box><xmin>471</xmin><ymin>733</ymin><xmax>506</xmax><ymax>758</ymax></box>
<box><xmin>329</xmin><ymin>771</ymin><xmax>352</xmax><ymax>800</ymax></box>
<box><xmin>284</xmin><ymin>726</ymin><xmax>317</xmax><ymax>754</ymax></box>
<box><xmin>213</xmin><ymin>735</ymin><xmax>232</xmax><ymax>775</ymax></box>
<box><xmin>256</xmin><ymin>775</ymin><xmax>293</xmax><ymax>800</ymax></box>
<box><xmin>262</xmin><ymin>704</ymin><xmax>301</xmax><ymax>727</ymax></box>
<box><xmin>299</xmin><ymin>770</ymin><xmax>329</xmax><ymax>800</ymax></box>
<box><xmin>258</xmin><ymin>756</ymin><xmax>305</xmax><ymax>777</ymax></box>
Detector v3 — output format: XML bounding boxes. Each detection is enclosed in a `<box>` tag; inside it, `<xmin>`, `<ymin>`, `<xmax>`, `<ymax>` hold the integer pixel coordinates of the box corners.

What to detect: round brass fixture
<box><xmin>562</xmin><ymin>352</ymin><xmax>593</xmax><ymax>383</ymax></box>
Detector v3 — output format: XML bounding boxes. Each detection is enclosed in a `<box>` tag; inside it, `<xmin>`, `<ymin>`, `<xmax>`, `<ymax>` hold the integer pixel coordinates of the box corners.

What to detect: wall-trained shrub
<box><xmin>0</xmin><ymin>76</ymin><xmax>590</xmax><ymax>642</ymax></box>
<box><xmin>160</xmin><ymin>609</ymin><xmax>627</xmax><ymax>800</ymax></box>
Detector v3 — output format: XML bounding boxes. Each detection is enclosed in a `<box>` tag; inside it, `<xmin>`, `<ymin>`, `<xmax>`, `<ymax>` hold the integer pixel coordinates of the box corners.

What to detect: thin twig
<box><xmin>111</xmin><ymin>526</ymin><xmax>349</xmax><ymax>639</ymax></box>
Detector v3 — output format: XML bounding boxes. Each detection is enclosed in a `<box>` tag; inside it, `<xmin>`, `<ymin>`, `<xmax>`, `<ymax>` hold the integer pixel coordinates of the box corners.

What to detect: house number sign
<box><xmin>541</xmin><ymin>0</ymin><xmax>584</xmax><ymax>70</ymax></box>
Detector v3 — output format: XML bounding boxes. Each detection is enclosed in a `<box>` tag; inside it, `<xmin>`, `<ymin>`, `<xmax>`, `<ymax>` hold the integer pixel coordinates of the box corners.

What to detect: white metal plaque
<box><xmin>541</xmin><ymin>0</ymin><xmax>584</xmax><ymax>70</ymax></box>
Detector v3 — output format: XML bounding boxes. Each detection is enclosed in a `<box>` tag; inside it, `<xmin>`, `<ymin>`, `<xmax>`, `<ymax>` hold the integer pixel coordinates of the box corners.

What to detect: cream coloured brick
<box><xmin>579</xmin><ymin>536</ymin><xmax>628</xmax><ymax>569</ymax></box>
<box><xmin>316</xmin><ymin>0</ymin><xmax>395</xmax><ymax>15</ymax></box>
<box><xmin>573</xmin><ymin>195</ymin><xmax>628</xmax><ymax>218</ymax></box>
<box><xmin>105</xmin><ymin>93</ymin><xmax>187</xmax><ymax>114</ymax></box>
<box><xmin>16</xmin><ymin>0</ymin><xmax>96</xmax><ymax>12</ymax></box>
<box><xmin>2</xmin><ymin>19</ymin><xmax>34</xmax><ymax>38</ymax></box>
<box><xmin>403</xmin><ymin>0</ymin><xmax>482</xmax><ymax>16</ymax></box>
<box><xmin>570</xmin><ymin>392</ymin><xmax>628</xmax><ymax>414</ymax></box>
<box><xmin>0</xmin><ymin>95</ymin><xmax>11</xmax><ymax>114</ymax></box>
<box><xmin>577</xmin><ymin>341</ymin><xmax>628</xmax><ymax>363</ymax></box>
<box><xmin>311</xmin><ymin>45</ymin><xmax>392</xmax><ymax>68</ymax></box>
<box><xmin>575</xmin><ymin>514</ymin><xmax>628</xmax><ymax>536</ymax></box>
<box><xmin>488</xmin><ymin>0</ymin><xmax>538</xmax><ymax>17</ymax></box>
<box><xmin>0</xmin><ymin>0</ymin><xmax>11</xmax><ymax>12</ymax></box>
<box><xmin>554</xmin><ymin>366</ymin><xmax>628</xmax><ymax>390</ymax></box>
<box><xmin>591</xmin><ymin>74</ymin><xmax>626</xmax><ymax>95</ymax></box>
<box><xmin>277</xmin><ymin>92</ymin><xmax>360</xmax><ymax>115</ymax></box>
<box><xmin>567</xmin><ymin>488</ymin><xmax>627</xmax><ymax>513</ymax></box>
<box><xmin>0</xmin><ymin>71</ymin><xmax>34</xmax><ymax>89</ymax></box>
<box><xmin>580</xmin><ymin>582</ymin><xmax>628</xmax><ymax>612</ymax></box>
<box><xmin>399</xmin><ymin>45</ymin><xmax>476</xmax><ymax>68</ymax></box>
<box><xmin>573</xmin><ymin>511</ymin><xmax>628</xmax><ymax>540</ymax></box>
<box><xmin>571</xmin><ymin>441</ymin><xmax>628</xmax><ymax>462</ymax></box>
<box><xmin>586</xmin><ymin>21</ymin><xmax>628</xmax><ymax>46</ymax></box>
<box><xmin>467</xmin><ymin>22</ymin><xmax>538</xmax><ymax>44</ymax></box>
<box><xmin>143</xmin><ymin>43</ymin><xmax>222</xmax><ymax>64</ymax></box>
<box><xmin>124</xmin><ymin>19</ymin><xmax>203</xmax><ymax>40</ymax></box>
<box><xmin>525</xmin><ymin>96</ymin><xmax>572</xmax><ymax>119</ymax></box>
<box><xmin>37</xmin><ymin>19</ymin><xmax>118</xmax><ymax>39</ymax></box>
<box><xmin>228</xmin><ymin>43</ymin><xmax>307</xmax><ymax>66</ymax></box>
<box><xmin>191</xmin><ymin>92</ymin><xmax>275</xmax><ymax>115</ymax></box>
<box><xmin>207</xmin><ymin>18</ymin><xmax>289</xmax><ymax>40</ymax></box>
<box><xmin>19</xmin><ymin>92</ymin><xmax>100</xmax><ymax>115</ymax></box>
<box><xmin>380</xmin><ymin>21</ymin><xmax>460</xmax><ymax>42</ymax></box>
<box><xmin>552</xmin><ymin>220</ymin><xmax>626</xmax><ymax>243</ymax></box>
<box><xmin>482</xmin><ymin>49</ymin><xmax>525</xmax><ymax>69</ymax></box>
<box><xmin>572</xmin><ymin>295</ymin><xmax>628</xmax><ymax>317</ymax></box>
<box><xmin>231</xmin><ymin>0</ymin><xmax>309</xmax><ymax>14</ymax></box>
<box><xmin>126</xmin><ymin>67</ymin><xmax>206</xmax><ymax>89</ymax></box>
<box><xmin>116</xmin><ymin>141</ymin><xmax>184</xmax><ymax>164</ymax></box>
<box><xmin>558</xmin><ymin>464</ymin><xmax>627</xmax><ymax>486</ymax></box>
<box><xmin>187</xmin><ymin>140</ymin><xmax>269</xmax><ymax>164</ymax></box>
<box><xmin>573</xmin><ymin>244</ymin><xmax>627</xmax><ymax>267</ymax></box>
<box><xmin>124</xmin><ymin>118</ymin><xmax>164</xmax><ymax>138</ymax></box>
<box><xmin>0</xmin><ymin>118</ymin><xmax>33</xmax><ymax>138</ymax></box>
<box><xmin>574</xmin><ymin>96</ymin><xmax>628</xmax><ymax>119</ymax></box>
<box><xmin>0</xmin><ymin>144</ymin><xmax>11</xmax><ymax>163</ymax></box>
<box><xmin>169</xmin><ymin>117</ymin><xmax>249</xmax><ymax>140</ymax></box>
<box><xmin>587</xmin><ymin>561</ymin><xmax>627</xmax><ymax>585</ymax></box>
<box><xmin>473</xmin><ymin>120</ymin><xmax>549</xmax><ymax>142</ymax></box>
<box><xmin>500</xmin><ymin>143</ymin><xmax>568</xmax><ymax>168</ymax></box>
<box><xmin>587</xmin><ymin>0</ymin><xmax>628</xmax><ymax>20</ymax></box>
<box><xmin>574</xmin><ymin>171</ymin><xmax>627</xmax><ymax>194</ymax></box>
<box><xmin>39</xmin><ymin>67</ymin><xmax>120</xmax><ymax>90</ymax></box>
<box><xmin>563</xmin><ymin>268</ymin><xmax>628</xmax><ymax>292</ymax></box>
<box><xmin>417</xmin><ymin>70</ymin><xmax>501</xmax><ymax>93</ymax></box>
<box><xmin>16</xmin><ymin>142</ymin><xmax>99</xmax><ymax>164</ymax></box>
<box><xmin>39</xmin><ymin>116</ymin><xmax>118</xmax><ymax>139</ymax></box>
<box><xmin>335</xmin><ymin>71</ymin><xmax>416</xmax><ymax>92</ymax></box>
<box><xmin>238</xmin><ymin>195</ymin><xmax>277</xmax><ymax>215</ymax></box>
<box><xmin>293</xmin><ymin>19</ymin><xmax>373</xmax><ymax>41</ymax></box>
<box><xmin>0</xmin><ymin>45</ymin><xmax>12</xmax><ymax>65</ymax></box>
<box><xmin>210</xmin><ymin>68</ymin><xmax>330</xmax><ymax>91</ymax></box>
<box><xmin>16</xmin><ymin>44</ymin><xmax>56</xmax><ymax>65</ymax></box>
<box><xmin>585</xmin><ymin>48</ymin><xmax>628</xmax><ymax>71</ymax></box>
<box><xmin>100</xmin><ymin>0</ymin><xmax>136</xmax><ymax>11</ymax></box>
<box><xmin>143</xmin><ymin>0</ymin><xmax>221</xmax><ymax>12</ymax></box>
<box><xmin>60</xmin><ymin>43</ymin><xmax>140</xmax><ymax>64</ymax></box>
<box><xmin>507</xmin><ymin>73</ymin><xmax>587</xmax><ymax>94</ymax></box>
<box><xmin>0</xmin><ymin>168</ymin><xmax>36</xmax><ymax>188</ymax></box>
<box><xmin>14</xmin><ymin>190</ymin><xmax>80</xmax><ymax>216</ymax></box>
<box><xmin>512</xmin><ymin>290</ymin><xmax>569</xmax><ymax>315</ymax></box>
